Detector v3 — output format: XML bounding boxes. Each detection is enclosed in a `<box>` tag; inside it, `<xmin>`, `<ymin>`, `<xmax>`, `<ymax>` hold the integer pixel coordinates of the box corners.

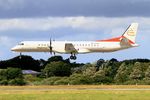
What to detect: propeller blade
<box><xmin>49</xmin><ymin>38</ymin><xmax>52</xmax><ymax>54</ymax></box>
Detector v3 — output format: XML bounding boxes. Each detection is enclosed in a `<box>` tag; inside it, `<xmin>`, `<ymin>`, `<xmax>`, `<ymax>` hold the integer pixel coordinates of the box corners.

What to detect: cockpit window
<box><xmin>18</xmin><ymin>43</ymin><xmax>24</xmax><ymax>45</ymax></box>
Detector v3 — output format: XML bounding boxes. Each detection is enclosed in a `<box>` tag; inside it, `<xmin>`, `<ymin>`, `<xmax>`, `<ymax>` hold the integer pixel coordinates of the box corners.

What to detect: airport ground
<box><xmin>0</xmin><ymin>85</ymin><xmax>150</xmax><ymax>100</ymax></box>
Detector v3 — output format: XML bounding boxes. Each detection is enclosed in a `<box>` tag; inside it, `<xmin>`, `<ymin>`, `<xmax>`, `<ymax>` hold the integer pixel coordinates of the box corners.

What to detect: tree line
<box><xmin>0</xmin><ymin>55</ymin><xmax>150</xmax><ymax>85</ymax></box>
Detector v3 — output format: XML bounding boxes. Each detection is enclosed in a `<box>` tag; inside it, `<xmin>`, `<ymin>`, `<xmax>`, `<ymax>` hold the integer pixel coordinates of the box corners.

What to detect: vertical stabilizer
<box><xmin>122</xmin><ymin>23</ymin><xmax>138</xmax><ymax>43</ymax></box>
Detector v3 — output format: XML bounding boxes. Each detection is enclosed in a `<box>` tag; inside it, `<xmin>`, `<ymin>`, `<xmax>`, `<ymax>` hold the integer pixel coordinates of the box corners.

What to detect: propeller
<box><xmin>49</xmin><ymin>38</ymin><xmax>53</xmax><ymax>54</ymax></box>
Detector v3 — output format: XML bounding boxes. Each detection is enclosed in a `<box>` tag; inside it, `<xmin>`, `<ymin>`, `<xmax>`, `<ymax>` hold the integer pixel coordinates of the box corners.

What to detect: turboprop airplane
<box><xmin>11</xmin><ymin>23</ymin><xmax>139</xmax><ymax>60</ymax></box>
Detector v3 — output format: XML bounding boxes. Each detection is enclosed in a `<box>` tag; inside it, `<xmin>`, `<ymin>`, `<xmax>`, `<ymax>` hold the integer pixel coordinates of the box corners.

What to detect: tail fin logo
<box><xmin>122</xmin><ymin>23</ymin><xmax>138</xmax><ymax>44</ymax></box>
<box><xmin>127</xmin><ymin>29</ymin><xmax>135</xmax><ymax>36</ymax></box>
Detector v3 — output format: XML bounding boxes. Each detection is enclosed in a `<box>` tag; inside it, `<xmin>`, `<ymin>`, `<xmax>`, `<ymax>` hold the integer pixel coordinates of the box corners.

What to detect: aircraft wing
<box><xmin>65</xmin><ymin>43</ymin><xmax>78</xmax><ymax>53</ymax></box>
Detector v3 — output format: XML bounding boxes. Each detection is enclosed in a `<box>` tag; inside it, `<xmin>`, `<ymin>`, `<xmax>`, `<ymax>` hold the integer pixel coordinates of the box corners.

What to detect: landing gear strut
<box><xmin>19</xmin><ymin>52</ymin><xmax>22</xmax><ymax>59</ymax></box>
<box><xmin>70</xmin><ymin>53</ymin><xmax>77</xmax><ymax>60</ymax></box>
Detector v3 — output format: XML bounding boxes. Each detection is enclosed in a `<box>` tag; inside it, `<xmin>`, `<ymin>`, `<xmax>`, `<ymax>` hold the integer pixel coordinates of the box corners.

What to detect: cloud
<box><xmin>0</xmin><ymin>17</ymin><xmax>115</xmax><ymax>31</ymax></box>
<box><xmin>0</xmin><ymin>17</ymin><xmax>81</xmax><ymax>31</ymax></box>
<box><xmin>0</xmin><ymin>16</ymin><xmax>150</xmax><ymax>45</ymax></box>
<box><xmin>0</xmin><ymin>17</ymin><xmax>150</xmax><ymax>32</ymax></box>
<box><xmin>0</xmin><ymin>16</ymin><xmax>150</xmax><ymax>46</ymax></box>
<box><xmin>0</xmin><ymin>0</ymin><xmax>25</xmax><ymax>10</ymax></box>
<box><xmin>0</xmin><ymin>36</ymin><xmax>13</xmax><ymax>46</ymax></box>
<box><xmin>0</xmin><ymin>0</ymin><xmax>150</xmax><ymax>18</ymax></box>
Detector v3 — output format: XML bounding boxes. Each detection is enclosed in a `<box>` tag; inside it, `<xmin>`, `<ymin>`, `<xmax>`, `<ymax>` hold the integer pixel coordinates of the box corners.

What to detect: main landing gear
<box><xmin>70</xmin><ymin>53</ymin><xmax>77</xmax><ymax>60</ymax></box>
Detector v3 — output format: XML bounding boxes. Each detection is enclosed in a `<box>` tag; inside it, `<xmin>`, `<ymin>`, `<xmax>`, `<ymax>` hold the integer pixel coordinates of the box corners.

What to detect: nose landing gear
<box><xmin>19</xmin><ymin>52</ymin><xmax>22</xmax><ymax>59</ymax></box>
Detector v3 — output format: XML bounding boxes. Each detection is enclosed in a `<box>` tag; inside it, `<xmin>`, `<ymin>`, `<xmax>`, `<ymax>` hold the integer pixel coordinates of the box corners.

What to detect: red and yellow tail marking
<box><xmin>96</xmin><ymin>36</ymin><xmax>135</xmax><ymax>44</ymax></box>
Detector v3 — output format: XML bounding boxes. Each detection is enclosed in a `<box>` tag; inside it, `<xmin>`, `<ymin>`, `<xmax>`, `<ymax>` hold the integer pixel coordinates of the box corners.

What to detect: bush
<box><xmin>40</xmin><ymin>77</ymin><xmax>62</xmax><ymax>85</ymax></box>
<box><xmin>24</xmin><ymin>75</ymin><xmax>42</xmax><ymax>85</ymax></box>
<box><xmin>7</xmin><ymin>68</ymin><xmax>23</xmax><ymax>80</ymax></box>
<box><xmin>93</xmin><ymin>70</ymin><xmax>112</xmax><ymax>84</ymax></box>
<box><xmin>24</xmin><ymin>75</ymin><xmax>42</xmax><ymax>82</ymax></box>
<box><xmin>0</xmin><ymin>68</ymin><xmax>25</xmax><ymax>86</ymax></box>
<box><xmin>53</xmin><ymin>77</ymin><xmax>69</xmax><ymax>85</ymax></box>
<box><xmin>0</xmin><ymin>80</ymin><xmax>8</xmax><ymax>85</ymax></box>
<box><xmin>47</xmin><ymin>56</ymin><xmax>63</xmax><ymax>62</ymax></box>
<box><xmin>43</xmin><ymin>61</ymin><xmax>71</xmax><ymax>77</ymax></box>
<box><xmin>33</xmin><ymin>77</ymin><xmax>68</xmax><ymax>85</ymax></box>
<box><xmin>8</xmin><ymin>78</ymin><xmax>26</xmax><ymax>86</ymax></box>
<box><xmin>0</xmin><ymin>69</ymin><xmax>7</xmax><ymax>80</ymax></box>
<box><xmin>69</xmin><ymin>74</ymin><xmax>94</xmax><ymax>85</ymax></box>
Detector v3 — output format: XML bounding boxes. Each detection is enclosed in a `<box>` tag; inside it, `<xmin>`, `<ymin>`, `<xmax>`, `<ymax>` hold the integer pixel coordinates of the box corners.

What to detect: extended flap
<box><xmin>65</xmin><ymin>43</ymin><xmax>77</xmax><ymax>52</ymax></box>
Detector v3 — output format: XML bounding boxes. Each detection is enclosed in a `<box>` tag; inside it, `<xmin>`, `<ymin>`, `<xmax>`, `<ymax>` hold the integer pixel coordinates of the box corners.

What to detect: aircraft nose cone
<box><xmin>11</xmin><ymin>47</ymin><xmax>15</xmax><ymax>51</ymax></box>
<box><xmin>11</xmin><ymin>46</ymin><xmax>17</xmax><ymax>51</ymax></box>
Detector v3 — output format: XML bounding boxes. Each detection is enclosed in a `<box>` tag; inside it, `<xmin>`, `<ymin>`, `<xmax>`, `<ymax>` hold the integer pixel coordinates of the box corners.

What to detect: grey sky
<box><xmin>0</xmin><ymin>0</ymin><xmax>150</xmax><ymax>62</ymax></box>
<box><xmin>0</xmin><ymin>0</ymin><xmax>150</xmax><ymax>18</ymax></box>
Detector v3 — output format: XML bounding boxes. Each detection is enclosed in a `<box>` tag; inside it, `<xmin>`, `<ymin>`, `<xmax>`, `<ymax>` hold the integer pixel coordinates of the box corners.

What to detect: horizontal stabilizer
<box><xmin>120</xmin><ymin>37</ymin><xmax>131</xmax><ymax>47</ymax></box>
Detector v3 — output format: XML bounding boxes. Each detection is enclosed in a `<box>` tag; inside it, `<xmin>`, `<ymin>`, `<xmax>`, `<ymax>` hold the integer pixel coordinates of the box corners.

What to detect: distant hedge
<box><xmin>0</xmin><ymin>68</ymin><xmax>26</xmax><ymax>85</ymax></box>
<box><xmin>0</xmin><ymin>55</ymin><xmax>150</xmax><ymax>85</ymax></box>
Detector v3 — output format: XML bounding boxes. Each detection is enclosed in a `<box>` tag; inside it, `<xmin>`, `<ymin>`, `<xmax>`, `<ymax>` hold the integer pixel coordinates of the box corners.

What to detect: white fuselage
<box><xmin>11</xmin><ymin>40</ymin><xmax>135</xmax><ymax>54</ymax></box>
<box><xmin>11</xmin><ymin>23</ymin><xmax>139</xmax><ymax>60</ymax></box>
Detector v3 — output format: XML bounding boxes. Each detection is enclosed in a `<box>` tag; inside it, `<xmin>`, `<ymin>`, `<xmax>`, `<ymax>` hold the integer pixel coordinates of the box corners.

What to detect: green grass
<box><xmin>0</xmin><ymin>86</ymin><xmax>150</xmax><ymax>100</ymax></box>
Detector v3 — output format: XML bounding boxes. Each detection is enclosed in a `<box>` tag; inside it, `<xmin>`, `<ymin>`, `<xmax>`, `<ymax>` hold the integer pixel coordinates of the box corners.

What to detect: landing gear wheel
<box><xmin>73</xmin><ymin>56</ymin><xmax>77</xmax><ymax>60</ymax></box>
<box><xmin>70</xmin><ymin>55</ymin><xmax>74</xmax><ymax>60</ymax></box>
<box><xmin>70</xmin><ymin>53</ymin><xmax>77</xmax><ymax>60</ymax></box>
